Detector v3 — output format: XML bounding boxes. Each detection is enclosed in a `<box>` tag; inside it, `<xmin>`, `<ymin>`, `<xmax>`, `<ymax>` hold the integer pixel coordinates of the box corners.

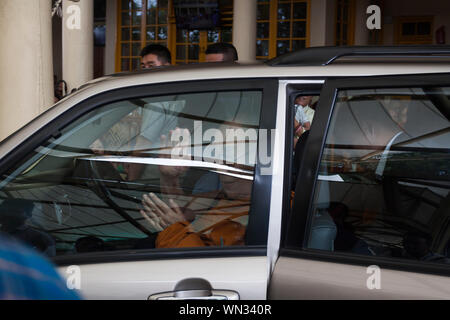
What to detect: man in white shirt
<box><xmin>293</xmin><ymin>96</ymin><xmax>313</xmax><ymax>148</ymax></box>
<box><xmin>295</xmin><ymin>95</ymin><xmax>315</xmax><ymax>124</ymax></box>
<box><xmin>128</xmin><ymin>45</ymin><xmax>179</xmax><ymax>180</ymax></box>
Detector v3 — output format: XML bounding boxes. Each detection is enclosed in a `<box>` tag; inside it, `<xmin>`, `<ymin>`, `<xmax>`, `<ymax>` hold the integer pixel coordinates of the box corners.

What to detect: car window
<box><xmin>306</xmin><ymin>86</ymin><xmax>450</xmax><ymax>265</ymax></box>
<box><xmin>0</xmin><ymin>89</ymin><xmax>263</xmax><ymax>257</ymax></box>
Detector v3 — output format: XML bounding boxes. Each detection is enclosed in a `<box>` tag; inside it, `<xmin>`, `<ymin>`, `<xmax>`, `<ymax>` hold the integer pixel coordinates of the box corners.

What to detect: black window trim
<box><xmin>280</xmin><ymin>83</ymin><xmax>324</xmax><ymax>245</ymax></box>
<box><xmin>55</xmin><ymin>246</ymin><xmax>268</xmax><ymax>266</ymax></box>
<box><xmin>0</xmin><ymin>78</ymin><xmax>279</xmax><ymax>265</ymax></box>
<box><xmin>283</xmin><ymin>73</ymin><xmax>450</xmax><ymax>277</ymax></box>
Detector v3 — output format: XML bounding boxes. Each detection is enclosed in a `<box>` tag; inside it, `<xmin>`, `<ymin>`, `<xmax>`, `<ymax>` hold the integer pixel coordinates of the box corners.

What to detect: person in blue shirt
<box><xmin>0</xmin><ymin>233</ymin><xmax>80</xmax><ymax>300</ymax></box>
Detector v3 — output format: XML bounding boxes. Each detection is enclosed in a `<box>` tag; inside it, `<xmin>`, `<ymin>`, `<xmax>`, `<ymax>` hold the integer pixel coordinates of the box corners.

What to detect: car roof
<box><xmin>267</xmin><ymin>45</ymin><xmax>450</xmax><ymax>66</ymax></box>
<box><xmin>77</xmin><ymin>59</ymin><xmax>450</xmax><ymax>95</ymax></box>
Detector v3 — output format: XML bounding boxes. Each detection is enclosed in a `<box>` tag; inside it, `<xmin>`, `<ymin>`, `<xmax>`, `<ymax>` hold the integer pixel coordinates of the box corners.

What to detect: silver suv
<box><xmin>0</xmin><ymin>46</ymin><xmax>449</xmax><ymax>299</ymax></box>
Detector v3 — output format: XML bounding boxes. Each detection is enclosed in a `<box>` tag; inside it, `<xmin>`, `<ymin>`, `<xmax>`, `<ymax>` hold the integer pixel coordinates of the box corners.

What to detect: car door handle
<box><xmin>148</xmin><ymin>278</ymin><xmax>239</xmax><ymax>300</ymax></box>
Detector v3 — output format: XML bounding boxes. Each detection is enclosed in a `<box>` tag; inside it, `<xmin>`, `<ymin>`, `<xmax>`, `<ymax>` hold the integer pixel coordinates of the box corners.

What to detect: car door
<box><xmin>0</xmin><ymin>78</ymin><xmax>279</xmax><ymax>300</ymax></box>
<box><xmin>269</xmin><ymin>74</ymin><xmax>450</xmax><ymax>299</ymax></box>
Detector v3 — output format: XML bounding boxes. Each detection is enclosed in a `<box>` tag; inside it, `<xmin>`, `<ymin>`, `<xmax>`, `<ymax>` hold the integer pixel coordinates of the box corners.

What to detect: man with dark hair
<box><xmin>140</xmin><ymin>44</ymin><xmax>172</xmax><ymax>69</ymax></box>
<box><xmin>205</xmin><ymin>42</ymin><xmax>238</xmax><ymax>62</ymax></box>
<box><xmin>125</xmin><ymin>44</ymin><xmax>180</xmax><ymax>180</ymax></box>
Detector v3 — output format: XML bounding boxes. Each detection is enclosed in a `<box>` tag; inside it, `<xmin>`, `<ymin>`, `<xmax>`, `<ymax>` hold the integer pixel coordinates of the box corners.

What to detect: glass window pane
<box><xmin>159</xmin><ymin>0</ymin><xmax>168</xmax><ymax>8</ymax></box>
<box><xmin>188</xmin><ymin>45</ymin><xmax>199</xmax><ymax>60</ymax></box>
<box><xmin>257</xmin><ymin>4</ymin><xmax>270</xmax><ymax>20</ymax></box>
<box><xmin>177</xmin><ymin>29</ymin><xmax>188</xmax><ymax>43</ymax></box>
<box><xmin>307</xmin><ymin>87</ymin><xmax>450</xmax><ymax>265</ymax></box>
<box><xmin>292</xmin><ymin>21</ymin><xmax>306</xmax><ymax>38</ymax></box>
<box><xmin>122</xmin><ymin>0</ymin><xmax>131</xmax><ymax>10</ymax></box>
<box><xmin>0</xmin><ymin>89</ymin><xmax>264</xmax><ymax>255</ymax></box>
<box><xmin>132</xmin><ymin>42</ymin><xmax>141</xmax><ymax>56</ymax></box>
<box><xmin>147</xmin><ymin>0</ymin><xmax>157</xmax><ymax>9</ymax></box>
<box><xmin>292</xmin><ymin>39</ymin><xmax>306</xmax><ymax>51</ymax></box>
<box><xmin>122</xmin><ymin>27</ymin><xmax>131</xmax><ymax>41</ymax></box>
<box><xmin>402</xmin><ymin>22</ymin><xmax>416</xmax><ymax>36</ymax></box>
<box><xmin>132</xmin><ymin>10</ymin><xmax>142</xmax><ymax>25</ymax></box>
<box><xmin>146</xmin><ymin>27</ymin><xmax>156</xmax><ymax>40</ymax></box>
<box><xmin>208</xmin><ymin>30</ymin><xmax>220</xmax><ymax>43</ymax></box>
<box><xmin>221</xmin><ymin>27</ymin><xmax>232</xmax><ymax>43</ymax></box>
<box><xmin>417</xmin><ymin>22</ymin><xmax>431</xmax><ymax>35</ymax></box>
<box><xmin>257</xmin><ymin>22</ymin><xmax>270</xmax><ymax>39</ymax></box>
<box><xmin>122</xmin><ymin>11</ymin><xmax>131</xmax><ymax>25</ymax></box>
<box><xmin>176</xmin><ymin>45</ymin><xmax>186</xmax><ymax>60</ymax></box>
<box><xmin>277</xmin><ymin>40</ymin><xmax>290</xmax><ymax>56</ymax></box>
<box><xmin>293</xmin><ymin>2</ymin><xmax>307</xmax><ymax>19</ymax></box>
<box><xmin>188</xmin><ymin>30</ymin><xmax>200</xmax><ymax>43</ymax></box>
<box><xmin>158</xmin><ymin>9</ymin><xmax>167</xmax><ymax>23</ymax></box>
<box><xmin>132</xmin><ymin>27</ymin><xmax>141</xmax><ymax>41</ymax></box>
<box><xmin>256</xmin><ymin>40</ymin><xmax>269</xmax><ymax>57</ymax></box>
<box><xmin>132</xmin><ymin>58</ymin><xmax>140</xmax><ymax>70</ymax></box>
<box><xmin>158</xmin><ymin>26</ymin><xmax>168</xmax><ymax>40</ymax></box>
<box><xmin>277</xmin><ymin>3</ymin><xmax>291</xmax><ymax>20</ymax></box>
<box><xmin>277</xmin><ymin>21</ymin><xmax>290</xmax><ymax>38</ymax></box>
<box><xmin>132</xmin><ymin>0</ymin><xmax>143</xmax><ymax>10</ymax></box>
<box><xmin>147</xmin><ymin>9</ymin><xmax>156</xmax><ymax>25</ymax></box>
<box><xmin>121</xmin><ymin>58</ymin><xmax>130</xmax><ymax>71</ymax></box>
<box><xmin>121</xmin><ymin>43</ymin><xmax>130</xmax><ymax>56</ymax></box>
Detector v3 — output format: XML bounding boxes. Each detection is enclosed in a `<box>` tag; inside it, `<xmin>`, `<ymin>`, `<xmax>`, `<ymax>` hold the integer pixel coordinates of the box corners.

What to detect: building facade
<box><xmin>107</xmin><ymin>0</ymin><xmax>450</xmax><ymax>73</ymax></box>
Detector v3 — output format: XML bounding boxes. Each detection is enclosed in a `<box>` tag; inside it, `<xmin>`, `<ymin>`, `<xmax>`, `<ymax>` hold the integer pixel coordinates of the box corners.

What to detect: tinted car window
<box><xmin>0</xmin><ymin>90</ymin><xmax>263</xmax><ymax>256</ymax></box>
<box><xmin>307</xmin><ymin>87</ymin><xmax>450</xmax><ymax>264</ymax></box>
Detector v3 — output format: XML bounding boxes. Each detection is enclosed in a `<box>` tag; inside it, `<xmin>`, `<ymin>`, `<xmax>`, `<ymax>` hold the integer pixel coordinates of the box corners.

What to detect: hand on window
<box><xmin>140</xmin><ymin>193</ymin><xmax>186</xmax><ymax>231</ymax></box>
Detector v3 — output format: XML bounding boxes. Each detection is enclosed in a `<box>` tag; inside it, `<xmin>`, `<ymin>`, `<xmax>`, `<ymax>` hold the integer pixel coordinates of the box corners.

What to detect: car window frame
<box><xmin>279</xmin><ymin>82</ymin><xmax>324</xmax><ymax>246</ymax></box>
<box><xmin>282</xmin><ymin>73</ymin><xmax>450</xmax><ymax>277</ymax></box>
<box><xmin>0</xmin><ymin>78</ymin><xmax>279</xmax><ymax>266</ymax></box>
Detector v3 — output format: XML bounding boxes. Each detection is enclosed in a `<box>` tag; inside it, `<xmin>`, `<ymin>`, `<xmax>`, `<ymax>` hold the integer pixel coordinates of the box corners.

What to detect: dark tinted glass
<box><xmin>308</xmin><ymin>87</ymin><xmax>450</xmax><ymax>265</ymax></box>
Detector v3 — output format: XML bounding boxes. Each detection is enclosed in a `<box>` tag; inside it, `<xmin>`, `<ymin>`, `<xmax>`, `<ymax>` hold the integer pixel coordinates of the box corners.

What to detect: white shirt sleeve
<box><xmin>295</xmin><ymin>105</ymin><xmax>308</xmax><ymax>125</ymax></box>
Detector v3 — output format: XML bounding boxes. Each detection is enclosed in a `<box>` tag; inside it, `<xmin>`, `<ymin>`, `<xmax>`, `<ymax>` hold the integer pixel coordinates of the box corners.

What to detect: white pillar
<box><xmin>310</xmin><ymin>0</ymin><xmax>335</xmax><ymax>47</ymax></box>
<box><xmin>0</xmin><ymin>0</ymin><xmax>54</xmax><ymax>141</ymax></box>
<box><xmin>233</xmin><ymin>0</ymin><xmax>257</xmax><ymax>62</ymax></box>
<box><xmin>62</xmin><ymin>0</ymin><xmax>94</xmax><ymax>92</ymax></box>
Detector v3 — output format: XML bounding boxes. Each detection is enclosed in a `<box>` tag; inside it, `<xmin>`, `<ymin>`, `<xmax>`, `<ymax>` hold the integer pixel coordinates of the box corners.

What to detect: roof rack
<box><xmin>266</xmin><ymin>45</ymin><xmax>450</xmax><ymax>66</ymax></box>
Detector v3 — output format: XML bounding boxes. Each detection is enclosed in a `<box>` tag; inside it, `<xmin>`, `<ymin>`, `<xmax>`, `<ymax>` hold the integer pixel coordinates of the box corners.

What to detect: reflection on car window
<box><xmin>0</xmin><ymin>90</ymin><xmax>263</xmax><ymax>256</ymax></box>
<box><xmin>306</xmin><ymin>87</ymin><xmax>450</xmax><ymax>265</ymax></box>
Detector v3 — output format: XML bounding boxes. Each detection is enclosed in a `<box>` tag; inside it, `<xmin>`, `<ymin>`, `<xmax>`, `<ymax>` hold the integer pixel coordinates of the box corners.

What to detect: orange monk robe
<box><xmin>156</xmin><ymin>199</ymin><xmax>249</xmax><ymax>248</ymax></box>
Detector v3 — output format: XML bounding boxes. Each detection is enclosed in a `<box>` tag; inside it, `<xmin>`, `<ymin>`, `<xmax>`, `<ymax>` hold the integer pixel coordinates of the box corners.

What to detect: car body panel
<box><xmin>57</xmin><ymin>256</ymin><xmax>268</xmax><ymax>300</ymax></box>
<box><xmin>269</xmin><ymin>256</ymin><xmax>450</xmax><ymax>299</ymax></box>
